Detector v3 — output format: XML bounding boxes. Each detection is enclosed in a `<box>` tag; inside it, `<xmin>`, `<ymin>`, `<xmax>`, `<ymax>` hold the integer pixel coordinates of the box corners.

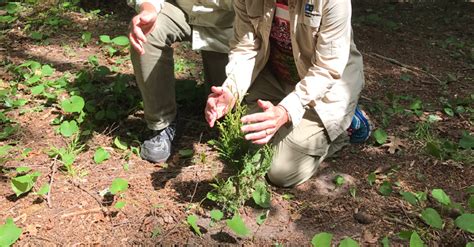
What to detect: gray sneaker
<box><xmin>140</xmin><ymin>122</ymin><xmax>176</xmax><ymax>163</ymax></box>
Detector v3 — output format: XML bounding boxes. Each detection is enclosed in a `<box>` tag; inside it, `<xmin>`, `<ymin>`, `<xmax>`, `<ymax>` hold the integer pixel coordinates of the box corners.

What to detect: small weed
<box><xmin>109</xmin><ymin>178</ymin><xmax>128</xmax><ymax>210</ymax></box>
<box><xmin>226</xmin><ymin>214</ymin><xmax>250</xmax><ymax>237</ymax></box>
<box><xmin>333</xmin><ymin>175</ymin><xmax>345</xmax><ymax>188</ymax></box>
<box><xmin>0</xmin><ymin>218</ymin><xmax>22</xmax><ymax>246</ymax></box>
<box><xmin>47</xmin><ymin>135</ymin><xmax>84</xmax><ymax>176</ymax></box>
<box><xmin>355</xmin><ymin>12</ymin><xmax>399</xmax><ymax>31</ymax></box>
<box><xmin>99</xmin><ymin>35</ymin><xmax>130</xmax><ymax>57</ymax></box>
<box><xmin>414</xmin><ymin>121</ymin><xmax>434</xmax><ymax>143</ymax></box>
<box><xmin>10</xmin><ymin>167</ymin><xmax>40</xmax><ymax>197</ymax></box>
<box><xmin>311</xmin><ymin>232</ymin><xmax>363</xmax><ymax>247</ymax></box>
<box><xmin>174</xmin><ymin>58</ymin><xmax>196</xmax><ymax>74</ymax></box>
<box><xmin>187</xmin><ymin>214</ymin><xmax>202</xmax><ymax>236</ymax></box>
<box><xmin>94</xmin><ymin>147</ymin><xmax>110</xmax><ymax>164</ymax></box>
<box><xmin>10</xmin><ymin>166</ymin><xmax>49</xmax><ymax>198</ymax></box>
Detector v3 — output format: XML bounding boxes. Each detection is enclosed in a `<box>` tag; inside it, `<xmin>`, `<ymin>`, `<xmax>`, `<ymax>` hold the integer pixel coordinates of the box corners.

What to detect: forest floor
<box><xmin>0</xmin><ymin>1</ymin><xmax>473</xmax><ymax>246</ymax></box>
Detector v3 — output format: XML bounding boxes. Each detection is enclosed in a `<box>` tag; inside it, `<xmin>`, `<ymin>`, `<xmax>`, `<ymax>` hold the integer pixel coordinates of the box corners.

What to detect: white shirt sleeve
<box><xmin>127</xmin><ymin>0</ymin><xmax>165</xmax><ymax>13</ymax></box>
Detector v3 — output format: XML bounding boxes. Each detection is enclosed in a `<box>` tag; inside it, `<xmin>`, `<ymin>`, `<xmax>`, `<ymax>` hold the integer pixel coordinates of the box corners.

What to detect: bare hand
<box><xmin>205</xmin><ymin>86</ymin><xmax>235</xmax><ymax>127</ymax></box>
<box><xmin>241</xmin><ymin>100</ymin><xmax>289</xmax><ymax>145</ymax></box>
<box><xmin>129</xmin><ymin>3</ymin><xmax>158</xmax><ymax>55</ymax></box>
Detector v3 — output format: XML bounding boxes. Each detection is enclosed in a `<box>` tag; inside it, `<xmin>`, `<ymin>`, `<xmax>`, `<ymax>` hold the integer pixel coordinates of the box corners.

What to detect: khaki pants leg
<box><xmin>130</xmin><ymin>3</ymin><xmax>191</xmax><ymax>131</ymax></box>
<box><xmin>201</xmin><ymin>50</ymin><xmax>229</xmax><ymax>87</ymax></box>
<box><xmin>244</xmin><ymin>68</ymin><xmax>349</xmax><ymax>187</ymax></box>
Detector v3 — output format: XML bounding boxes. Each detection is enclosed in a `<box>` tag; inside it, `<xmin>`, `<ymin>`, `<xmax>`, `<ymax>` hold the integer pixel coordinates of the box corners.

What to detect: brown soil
<box><xmin>0</xmin><ymin>2</ymin><xmax>473</xmax><ymax>246</ymax></box>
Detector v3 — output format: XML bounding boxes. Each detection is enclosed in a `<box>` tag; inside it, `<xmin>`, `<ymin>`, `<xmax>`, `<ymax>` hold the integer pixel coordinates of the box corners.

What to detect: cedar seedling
<box><xmin>207</xmin><ymin>102</ymin><xmax>273</xmax><ymax>213</ymax></box>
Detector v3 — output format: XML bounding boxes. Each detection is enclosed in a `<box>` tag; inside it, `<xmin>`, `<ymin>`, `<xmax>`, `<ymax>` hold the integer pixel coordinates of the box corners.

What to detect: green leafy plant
<box><xmin>310</xmin><ymin>232</ymin><xmax>359</xmax><ymax>247</ymax></box>
<box><xmin>36</xmin><ymin>184</ymin><xmax>50</xmax><ymax>196</ymax></box>
<box><xmin>339</xmin><ymin>238</ymin><xmax>359</xmax><ymax>247</ymax></box>
<box><xmin>110</xmin><ymin>178</ymin><xmax>128</xmax><ymax>195</ymax></box>
<box><xmin>431</xmin><ymin>189</ymin><xmax>451</xmax><ymax>206</ymax></box>
<box><xmin>420</xmin><ymin>208</ymin><xmax>444</xmax><ymax>229</ymax></box>
<box><xmin>0</xmin><ymin>218</ymin><xmax>22</xmax><ymax>247</ymax></box>
<box><xmin>379</xmin><ymin>181</ymin><xmax>393</xmax><ymax>196</ymax></box>
<box><xmin>109</xmin><ymin>178</ymin><xmax>128</xmax><ymax>210</ymax></box>
<box><xmin>81</xmin><ymin>32</ymin><xmax>92</xmax><ymax>46</ymax></box>
<box><xmin>256</xmin><ymin>211</ymin><xmax>268</xmax><ymax>225</ymax></box>
<box><xmin>400</xmin><ymin>191</ymin><xmax>419</xmax><ymax>206</ymax></box>
<box><xmin>114</xmin><ymin>137</ymin><xmax>128</xmax><ymax>151</ymax></box>
<box><xmin>187</xmin><ymin>214</ymin><xmax>202</xmax><ymax>236</ymax></box>
<box><xmin>311</xmin><ymin>232</ymin><xmax>332</xmax><ymax>247</ymax></box>
<box><xmin>373</xmin><ymin>129</ymin><xmax>388</xmax><ymax>145</ymax></box>
<box><xmin>58</xmin><ymin>95</ymin><xmax>86</xmax><ymax>138</ymax></box>
<box><xmin>334</xmin><ymin>175</ymin><xmax>345</xmax><ymax>188</ymax></box>
<box><xmin>409</xmin><ymin>231</ymin><xmax>424</xmax><ymax>247</ymax></box>
<box><xmin>61</xmin><ymin>95</ymin><xmax>85</xmax><ymax>113</ymax></box>
<box><xmin>367</xmin><ymin>172</ymin><xmax>376</xmax><ymax>186</ymax></box>
<box><xmin>454</xmin><ymin>214</ymin><xmax>474</xmax><ymax>233</ymax></box>
<box><xmin>179</xmin><ymin>149</ymin><xmax>193</xmax><ymax>158</ymax></box>
<box><xmin>94</xmin><ymin>147</ymin><xmax>110</xmax><ymax>164</ymax></box>
<box><xmin>99</xmin><ymin>35</ymin><xmax>130</xmax><ymax>56</ymax></box>
<box><xmin>381</xmin><ymin>237</ymin><xmax>390</xmax><ymax>247</ymax></box>
<box><xmin>47</xmin><ymin>136</ymin><xmax>84</xmax><ymax>176</ymax></box>
<box><xmin>226</xmin><ymin>214</ymin><xmax>250</xmax><ymax>237</ymax></box>
<box><xmin>59</xmin><ymin>120</ymin><xmax>79</xmax><ymax>137</ymax></box>
<box><xmin>397</xmin><ymin>187</ymin><xmax>474</xmax><ymax>241</ymax></box>
<box><xmin>210</xmin><ymin>209</ymin><xmax>223</xmax><ymax>223</ymax></box>
<box><xmin>10</xmin><ymin>167</ymin><xmax>41</xmax><ymax>197</ymax></box>
<box><xmin>252</xmin><ymin>181</ymin><xmax>270</xmax><ymax>208</ymax></box>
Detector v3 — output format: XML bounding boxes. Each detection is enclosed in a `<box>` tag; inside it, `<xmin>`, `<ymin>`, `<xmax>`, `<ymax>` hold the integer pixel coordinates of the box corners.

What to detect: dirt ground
<box><xmin>0</xmin><ymin>1</ymin><xmax>473</xmax><ymax>246</ymax></box>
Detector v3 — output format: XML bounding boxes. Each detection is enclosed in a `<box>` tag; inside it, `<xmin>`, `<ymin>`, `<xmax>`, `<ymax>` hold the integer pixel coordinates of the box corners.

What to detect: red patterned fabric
<box><xmin>269</xmin><ymin>1</ymin><xmax>300</xmax><ymax>85</ymax></box>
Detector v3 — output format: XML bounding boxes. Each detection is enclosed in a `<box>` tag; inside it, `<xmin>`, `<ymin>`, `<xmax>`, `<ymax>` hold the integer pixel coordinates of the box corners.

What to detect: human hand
<box><xmin>240</xmin><ymin>100</ymin><xmax>289</xmax><ymax>145</ymax></box>
<box><xmin>129</xmin><ymin>2</ymin><xmax>158</xmax><ymax>55</ymax></box>
<box><xmin>205</xmin><ymin>86</ymin><xmax>235</xmax><ymax>127</ymax></box>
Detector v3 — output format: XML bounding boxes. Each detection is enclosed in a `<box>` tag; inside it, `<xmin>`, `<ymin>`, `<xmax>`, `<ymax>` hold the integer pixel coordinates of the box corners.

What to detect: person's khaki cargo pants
<box><xmin>244</xmin><ymin>67</ymin><xmax>349</xmax><ymax>187</ymax></box>
<box><xmin>130</xmin><ymin>2</ymin><xmax>228</xmax><ymax>131</ymax></box>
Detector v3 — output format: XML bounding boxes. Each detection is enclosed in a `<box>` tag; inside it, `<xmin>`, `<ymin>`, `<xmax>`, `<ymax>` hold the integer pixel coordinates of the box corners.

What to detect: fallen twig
<box><xmin>61</xmin><ymin>208</ymin><xmax>102</xmax><ymax>218</ymax></box>
<box><xmin>30</xmin><ymin>236</ymin><xmax>59</xmax><ymax>245</ymax></box>
<box><xmin>383</xmin><ymin>216</ymin><xmax>437</xmax><ymax>240</ymax></box>
<box><xmin>366</xmin><ymin>52</ymin><xmax>443</xmax><ymax>84</ymax></box>
<box><xmin>46</xmin><ymin>157</ymin><xmax>58</xmax><ymax>208</ymax></box>
<box><xmin>69</xmin><ymin>180</ymin><xmax>112</xmax><ymax>223</ymax></box>
<box><xmin>384</xmin><ymin>216</ymin><xmax>415</xmax><ymax>229</ymax></box>
<box><xmin>189</xmin><ymin>173</ymin><xmax>199</xmax><ymax>204</ymax></box>
<box><xmin>156</xmin><ymin>225</ymin><xmax>179</xmax><ymax>243</ymax></box>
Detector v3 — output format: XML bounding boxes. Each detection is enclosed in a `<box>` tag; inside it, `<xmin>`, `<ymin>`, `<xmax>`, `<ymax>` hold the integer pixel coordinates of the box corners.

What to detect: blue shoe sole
<box><xmin>350</xmin><ymin>107</ymin><xmax>372</xmax><ymax>143</ymax></box>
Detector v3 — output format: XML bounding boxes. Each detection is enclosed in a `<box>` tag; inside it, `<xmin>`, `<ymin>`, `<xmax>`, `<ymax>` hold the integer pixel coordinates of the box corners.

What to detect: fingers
<box><xmin>129</xmin><ymin>32</ymin><xmax>144</xmax><ymax>54</ymax></box>
<box><xmin>205</xmin><ymin>97</ymin><xmax>218</xmax><ymax>127</ymax></box>
<box><xmin>241</xmin><ymin>100</ymin><xmax>275</xmax><ymax>123</ymax></box>
<box><xmin>241</xmin><ymin>111</ymin><xmax>272</xmax><ymax>124</ymax></box>
<box><xmin>257</xmin><ymin>99</ymin><xmax>273</xmax><ymax>111</ymax></box>
<box><xmin>241</xmin><ymin>119</ymin><xmax>275</xmax><ymax>133</ymax></box>
<box><xmin>252</xmin><ymin>135</ymin><xmax>273</xmax><ymax>145</ymax></box>
<box><xmin>133</xmin><ymin>26</ymin><xmax>148</xmax><ymax>44</ymax></box>
<box><xmin>129</xmin><ymin>11</ymin><xmax>158</xmax><ymax>55</ymax></box>
<box><xmin>210</xmin><ymin>86</ymin><xmax>224</xmax><ymax>95</ymax></box>
<box><xmin>240</xmin><ymin>100</ymin><xmax>281</xmax><ymax>144</ymax></box>
<box><xmin>245</xmin><ymin>129</ymin><xmax>274</xmax><ymax>145</ymax></box>
<box><xmin>206</xmin><ymin>111</ymin><xmax>217</xmax><ymax>128</ymax></box>
<box><xmin>129</xmin><ymin>16</ymin><xmax>147</xmax><ymax>54</ymax></box>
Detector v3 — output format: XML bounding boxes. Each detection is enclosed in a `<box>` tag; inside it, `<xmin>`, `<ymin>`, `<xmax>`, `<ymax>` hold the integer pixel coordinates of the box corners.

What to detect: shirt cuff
<box><xmin>279</xmin><ymin>92</ymin><xmax>305</xmax><ymax>127</ymax></box>
<box><xmin>135</xmin><ymin>0</ymin><xmax>164</xmax><ymax>13</ymax></box>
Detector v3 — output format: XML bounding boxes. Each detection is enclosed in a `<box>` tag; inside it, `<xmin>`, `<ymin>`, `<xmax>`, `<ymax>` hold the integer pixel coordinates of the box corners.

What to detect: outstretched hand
<box><xmin>240</xmin><ymin>100</ymin><xmax>289</xmax><ymax>145</ymax></box>
<box><xmin>205</xmin><ymin>86</ymin><xmax>235</xmax><ymax>127</ymax></box>
<box><xmin>129</xmin><ymin>3</ymin><xmax>158</xmax><ymax>55</ymax></box>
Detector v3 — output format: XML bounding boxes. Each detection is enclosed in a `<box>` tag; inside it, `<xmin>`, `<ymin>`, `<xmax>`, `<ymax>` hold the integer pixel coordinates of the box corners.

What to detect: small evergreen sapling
<box><xmin>207</xmin><ymin>102</ymin><xmax>273</xmax><ymax>213</ymax></box>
